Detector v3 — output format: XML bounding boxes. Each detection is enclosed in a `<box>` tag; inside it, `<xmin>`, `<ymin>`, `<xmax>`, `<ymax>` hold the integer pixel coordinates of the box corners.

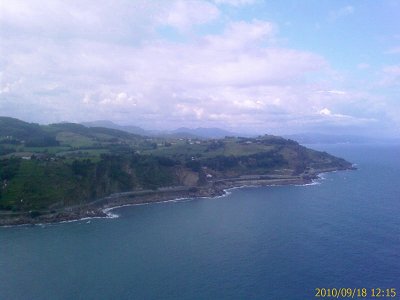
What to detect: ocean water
<box><xmin>1</xmin><ymin>144</ymin><xmax>399</xmax><ymax>300</ymax></box>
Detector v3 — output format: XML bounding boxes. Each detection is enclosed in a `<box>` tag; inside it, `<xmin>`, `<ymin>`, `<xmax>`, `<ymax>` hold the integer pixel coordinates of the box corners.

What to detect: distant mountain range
<box><xmin>81</xmin><ymin>121</ymin><xmax>242</xmax><ymax>139</ymax></box>
<box><xmin>81</xmin><ymin>120</ymin><xmax>400</xmax><ymax>144</ymax></box>
<box><xmin>171</xmin><ymin>127</ymin><xmax>239</xmax><ymax>139</ymax></box>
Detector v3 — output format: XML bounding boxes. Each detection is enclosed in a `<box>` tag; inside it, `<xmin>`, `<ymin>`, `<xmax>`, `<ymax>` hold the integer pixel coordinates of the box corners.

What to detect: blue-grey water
<box><xmin>1</xmin><ymin>144</ymin><xmax>399</xmax><ymax>300</ymax></box>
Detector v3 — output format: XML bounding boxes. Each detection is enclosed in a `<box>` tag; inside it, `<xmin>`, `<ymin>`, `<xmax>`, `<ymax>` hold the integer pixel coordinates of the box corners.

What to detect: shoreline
<box><xmin>0</xmin><ymin>168</ymin><xmax>351</xmax><ymax>227</ymax></box>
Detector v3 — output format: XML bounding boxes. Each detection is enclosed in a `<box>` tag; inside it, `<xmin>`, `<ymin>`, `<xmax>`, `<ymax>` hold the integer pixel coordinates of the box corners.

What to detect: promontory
<box><xmin>0</xmin><ymin>116</ymin><xmax>354</xmax><ymax>225</ymax></box>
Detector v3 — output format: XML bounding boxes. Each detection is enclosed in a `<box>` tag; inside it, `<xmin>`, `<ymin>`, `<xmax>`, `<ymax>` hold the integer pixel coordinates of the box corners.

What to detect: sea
<box><xmin>1</xmin><ymin>144</ymin><xmax>399</xmax><ymax>300</ymax></box>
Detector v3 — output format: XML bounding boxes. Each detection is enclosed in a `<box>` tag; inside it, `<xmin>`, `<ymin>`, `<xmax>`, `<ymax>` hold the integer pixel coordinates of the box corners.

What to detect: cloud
<box><xmin>204</xmin><ymin>20</ymin><xmax>276</xmax><ymax>49</ymax></box>
<box><xmin>317</xmin><ymin>107</ymin><xmax>377</xmax><ymax>128</ymax></box>
<box><xmin>0</xmin><ymin>20</ymin><xmax>328</xmax><ymax>130</ymax></box>
<box><xmin>329</xmin><ymin>5</ymin><xmax>354</xmax><ymax>21</ymax></box>
<box><xmin>157</xmin><ymin>0</ymin><xmax>220</xmax><ymax>31</ymax></box>
<box><xmin>319</xmin><ymin>108</ymin><xmax>353</xmax><ymax>119</ymax></box>
<box><xmin>0</xmin><ymin>0</ymin><xmax>392</xmax><ymax>135</ymax></box>
<box><xmin>0</xmin><ymin>0</ymin><xmax>161</xmax><ymax>42</ymax></box>
<box><xmin>214</xmin><ymin>0</ymin><xmax>256</xmax><ymax>6</ymax></box>
<box><xmin>319</xmin><ymin>108</ymin><xmax>332</xmax><ymax>116</ymax></box>
<box><xmin>233</xmin><ymin>99</ymin><xmax>265</xmax><ymax>110</ymax></box>
<box><xmin>317</xmin><ymin>90</ymin><xmax>347</xmax><ymax>95</ymax></box>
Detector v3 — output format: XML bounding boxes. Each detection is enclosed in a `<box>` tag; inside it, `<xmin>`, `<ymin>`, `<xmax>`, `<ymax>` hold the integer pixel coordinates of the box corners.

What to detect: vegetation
<box><xmin>0</xmin><ymin>116</ymin><xmax>352</xmax><ymax>213</ymax></box>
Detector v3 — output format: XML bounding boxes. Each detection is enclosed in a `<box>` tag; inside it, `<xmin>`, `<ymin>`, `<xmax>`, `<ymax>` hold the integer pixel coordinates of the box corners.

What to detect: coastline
<box><xmin>0</xmin><ymin>168</ymin><xmax>352</xmax><ymax>227</ymax></box>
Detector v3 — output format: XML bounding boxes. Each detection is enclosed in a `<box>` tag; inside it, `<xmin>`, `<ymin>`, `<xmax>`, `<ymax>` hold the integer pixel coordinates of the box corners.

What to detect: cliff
<box><xmin>0</xmin><ymin>117</ymin><xmax>354</xmax><ymax>225</ymax></box>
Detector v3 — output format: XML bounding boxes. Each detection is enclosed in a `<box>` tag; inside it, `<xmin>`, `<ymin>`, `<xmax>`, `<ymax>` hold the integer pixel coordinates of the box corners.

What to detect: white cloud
<box><xmin>319</xmin><ymin>108</ymin><xmax>332</xmax><ymax>116</ymax></box>
<box><xmin>233</xmin><ymin>99</ymin><xmax>265</xmax><ymax>110</ymax></box>
<box><xmin>317</xmin><ymin>90</ymin><xmax>347</xmax><ymax>95</ymax></box>
<box><xmin>158</xmin><ymin>0</ymin><xmax>220</xmax><ymax>31</ymax></box>
<box><xmin>0</xmin><ymin>0</ymin><xmax>172</xmax><ymax>42</ymax></box>
<box><xmin>98</xmin><ymin>92</ymin><xmax>138</xmax><ymax>106</ymax></box>
<box><xmin>317</xmin><ymin>107</ymin><xmax>377</xmax><ymax>128</ymax></box>
<box><xmin>214</xmin><ymin>0</ymin><xmax>256</xmax><ymax>6</ymax></box>
<box><xmin>0</xmin><ymin>22</ymin><xmax>329</xmax><ymax>129</ymax></box>
<box><xmin>329</xmin><ymin>5</ymin><xmax>355</xmax><ymax>21</ymax></box>
<box><xmin>318</xmin><ymin>108</ymin><xmax>351</xmax><ymax>119</ymax></box>
<box><xmin>209</xmin><ymin>19</ymin><xmax>276</xmax><ymax>46</ymax></box>
<box><xmin>0</xmin><ymin>0</ymin><xmax>391</xmax><ymax>135</ymax></box>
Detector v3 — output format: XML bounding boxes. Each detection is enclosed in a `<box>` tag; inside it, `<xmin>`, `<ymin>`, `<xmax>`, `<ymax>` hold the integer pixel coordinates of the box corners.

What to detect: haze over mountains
<box><xmin>81</xmin><ymin>120</ymin><xmax>399</xmax><ymax>144</ymax></box>
<box><xmin>81</xmin><ymin>120</ymin><xmax>240</xmax><ymax>139</ymax></box>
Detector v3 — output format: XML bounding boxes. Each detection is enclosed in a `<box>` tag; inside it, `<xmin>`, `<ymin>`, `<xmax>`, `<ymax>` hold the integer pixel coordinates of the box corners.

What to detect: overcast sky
<box><xmin>1</xmin><ymin>0</ymin><xmax>399</xmax><ymax>137</ymax></box>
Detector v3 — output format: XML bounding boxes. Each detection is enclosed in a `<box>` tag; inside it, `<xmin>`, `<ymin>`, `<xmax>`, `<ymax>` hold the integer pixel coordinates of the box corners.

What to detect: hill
<box><xmin>0</xmin><ymin>116</ymin><xmax>354</xmax><ymax>225</ymax></box>
<box><xmin>81</xmin><ymin>120</ymin><xmax>246</xmax><ymax>139</ymax></box>
<box><xmin>81</xmin><ymin>120</ymin><xmax>149</xmax><ymax>136</ymax></box>
<box><xmin>171</xmin><ymin>127</ymin><xmax>239</xmax><ymax>139</ymax></box>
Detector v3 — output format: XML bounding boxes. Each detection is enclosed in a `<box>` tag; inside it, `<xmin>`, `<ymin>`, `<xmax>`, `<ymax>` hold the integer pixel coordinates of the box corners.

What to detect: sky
<box><xmin>0</xmin><ymin>0</ymin><xmax>399</xmax><ymax>137</ymax></box>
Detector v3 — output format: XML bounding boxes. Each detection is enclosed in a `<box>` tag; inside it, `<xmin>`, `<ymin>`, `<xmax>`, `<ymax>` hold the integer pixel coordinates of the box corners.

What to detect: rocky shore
<box><xmin>0</xmin><ymin>168</ymin><xmax>352</xmax><ymax>227</ymax></box>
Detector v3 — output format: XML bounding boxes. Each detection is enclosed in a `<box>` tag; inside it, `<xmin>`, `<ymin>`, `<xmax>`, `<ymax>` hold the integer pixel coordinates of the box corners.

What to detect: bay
<box><xmin>1</xmin><ymin>144</ymin><xmax>399</xmax><ymax>299</ymax></box>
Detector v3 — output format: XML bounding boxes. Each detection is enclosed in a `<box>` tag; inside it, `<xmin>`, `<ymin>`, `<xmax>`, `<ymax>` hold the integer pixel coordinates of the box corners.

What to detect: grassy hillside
<box><xmin>0</xmin><ymin>117</ymin><xmax>353</xmax><ymax>214</ymax></box>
